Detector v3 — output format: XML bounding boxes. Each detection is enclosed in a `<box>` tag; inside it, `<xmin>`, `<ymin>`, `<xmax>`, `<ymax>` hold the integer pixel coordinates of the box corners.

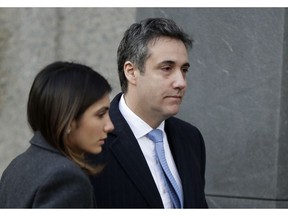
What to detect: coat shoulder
<box><xmin>0</xmin><ymin>144</ymin><xmax>93</xmax><ymax>208</ymax></box>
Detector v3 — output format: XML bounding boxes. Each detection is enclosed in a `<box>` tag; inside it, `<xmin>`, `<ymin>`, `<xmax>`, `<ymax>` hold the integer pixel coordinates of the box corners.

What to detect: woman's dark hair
<box><xmin>117</xmin><ymin>17</ymin><xmax>193</xmax><ymax>93</ymax></box>
<box><xmin>27</xmin><ymin>61</ymin><xmax>112</xmax><ymax>174</ymax></box>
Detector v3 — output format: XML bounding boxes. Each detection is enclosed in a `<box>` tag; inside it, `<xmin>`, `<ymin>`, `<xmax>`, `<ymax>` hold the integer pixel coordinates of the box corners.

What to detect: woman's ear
<box><xmin>123</xmin><ymin>61</ymin><xmax>137</xmax><ymax>85</ymax></box>
<box><xmin>68</xmin><ymin>120</ymin><xmax>77</xmax><ymax>134</ymax></box>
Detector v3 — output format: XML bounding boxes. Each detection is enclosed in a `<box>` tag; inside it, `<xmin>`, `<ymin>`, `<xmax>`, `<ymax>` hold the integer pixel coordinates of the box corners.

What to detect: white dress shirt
<box><xmin>119</xmin><ymin>95</ymin><xmax>183</xmax><ymax>208</ymax></box>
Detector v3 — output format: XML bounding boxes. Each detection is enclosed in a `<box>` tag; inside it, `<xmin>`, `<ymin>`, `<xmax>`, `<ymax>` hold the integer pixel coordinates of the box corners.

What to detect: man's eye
<box><xmin>182</xmin><ymin>69</ymin><xmax>189</xmax><ymax>73</ymax></box>
<box><xmin>182</xmin><ymin>68</ymin><xmax>189</xmax><ymax>73</ymax></box>
<box><xmin>162</xmin><ymin>66</ymin><xmax>172</xmax><ymax>71</ymax></box>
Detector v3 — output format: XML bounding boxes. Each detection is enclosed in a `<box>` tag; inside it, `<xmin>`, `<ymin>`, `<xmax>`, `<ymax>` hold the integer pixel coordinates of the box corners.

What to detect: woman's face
<box><xmin>67</xmin><ymin>94</ymin><xmax>114</xmax><ymax>155</ymax></box>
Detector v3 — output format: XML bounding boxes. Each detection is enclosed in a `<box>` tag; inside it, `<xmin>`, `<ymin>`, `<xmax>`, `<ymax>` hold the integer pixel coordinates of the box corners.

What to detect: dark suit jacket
<box><xmin>90</xmin><ymin>93</ymin><xmax>208</xmax><ymax>208</ymax></box>
<box><xmin>0</xmin><ymin>131</ymin><xmax>95</xmax><ymax>208</ymax></box>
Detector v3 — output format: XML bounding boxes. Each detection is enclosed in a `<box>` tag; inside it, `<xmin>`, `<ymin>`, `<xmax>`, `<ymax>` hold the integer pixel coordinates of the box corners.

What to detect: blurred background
<box><xmin>0</xmin><ymin>7</ymin><xmax>287</xmax><ymax>208</ymax></box>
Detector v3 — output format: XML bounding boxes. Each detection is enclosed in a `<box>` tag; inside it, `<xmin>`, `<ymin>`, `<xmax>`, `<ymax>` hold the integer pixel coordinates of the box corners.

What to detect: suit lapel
<box><xmin>108</xmin><ymin>93</ymin><xmax>163</xmax><ymax>207</ymax></box>
<box><xmin>165</xmin><ymin>118</ymin><xmax>199</xmax><ymax>207</ymax></box>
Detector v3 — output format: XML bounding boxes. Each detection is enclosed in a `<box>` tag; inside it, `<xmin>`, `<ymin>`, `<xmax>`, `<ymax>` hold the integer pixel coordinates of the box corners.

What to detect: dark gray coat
<box><xmin>0</xmin><ymin>131</ymin><xmax>96</xmax><ymax>208</ymax></box>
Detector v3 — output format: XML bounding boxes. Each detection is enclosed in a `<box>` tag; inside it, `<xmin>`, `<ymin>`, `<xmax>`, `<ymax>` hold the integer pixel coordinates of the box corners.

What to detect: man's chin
<box><xmin>164</xmin><ymin>108</ymin><xmax>180</xmax><ymax>118</ymax></box>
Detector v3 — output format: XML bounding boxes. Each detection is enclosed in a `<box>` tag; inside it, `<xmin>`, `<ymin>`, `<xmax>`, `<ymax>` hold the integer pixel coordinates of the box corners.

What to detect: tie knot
<box><xmin>146</xmin><ymin>129</ymin><xmax>163</xmax><ymax>143</ymax></box>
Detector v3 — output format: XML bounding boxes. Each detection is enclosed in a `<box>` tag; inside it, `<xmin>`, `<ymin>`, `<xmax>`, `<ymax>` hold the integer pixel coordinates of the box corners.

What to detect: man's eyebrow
<box><xmin>182</xmin><ymin>62</ymin><xmax>190</xmax><ymax>68</ymax></box>
<box><xmin>158</xmin><ymin>60</ymin><xmax>176</xmax><ymax>65</ymax></box>
<box><xmin>157</xmin><ymin>61</ymin><xmax>190</xmax><ymax>67</ymax></box>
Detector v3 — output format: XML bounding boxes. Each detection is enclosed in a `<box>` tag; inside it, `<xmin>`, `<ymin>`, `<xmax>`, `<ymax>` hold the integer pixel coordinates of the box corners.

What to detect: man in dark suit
<box><xmin>90</xmin><ymin>17</ymin><xmax>208</xmax><ymax>208</ymax></box>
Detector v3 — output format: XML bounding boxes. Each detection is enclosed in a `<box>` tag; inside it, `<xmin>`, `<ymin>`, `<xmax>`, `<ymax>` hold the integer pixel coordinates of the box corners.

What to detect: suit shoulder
<box><xmin>168</xmin><ymin>116</ymin><xmax>201</xmax><ymax>132</ymax></box>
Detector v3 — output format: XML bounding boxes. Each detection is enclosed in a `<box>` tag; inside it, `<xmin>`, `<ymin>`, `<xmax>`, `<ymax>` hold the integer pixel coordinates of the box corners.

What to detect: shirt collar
<box><xmin>119</xmin><ymin>94</ymin><xmax>165</xmax><ymax>139</ymax></box>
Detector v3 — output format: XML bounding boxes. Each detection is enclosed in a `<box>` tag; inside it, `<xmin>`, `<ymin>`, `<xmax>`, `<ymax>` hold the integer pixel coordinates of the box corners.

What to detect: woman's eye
<box><xmin>95</xmin><ymin>111</ymin><xmax>106</xmax><ymax>119</ymax></box>
<box><xmin>98</xmin><ymin>114</ymin><xmax>104</xmax><ymax>118</ymax></box>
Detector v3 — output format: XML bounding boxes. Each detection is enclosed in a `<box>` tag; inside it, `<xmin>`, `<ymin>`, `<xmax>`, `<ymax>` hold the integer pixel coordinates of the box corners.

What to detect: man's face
<box><xmin>134</xmin><ymin>36</ymin><xmax>190</xmax><ymax>125</ymax></box>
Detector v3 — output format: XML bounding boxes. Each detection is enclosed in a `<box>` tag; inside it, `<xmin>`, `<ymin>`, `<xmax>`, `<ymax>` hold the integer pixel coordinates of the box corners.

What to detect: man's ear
<box><xmin>123</xmin><ymin>61</ymin><xmax>137</xmax><ymax>85</ymax></box>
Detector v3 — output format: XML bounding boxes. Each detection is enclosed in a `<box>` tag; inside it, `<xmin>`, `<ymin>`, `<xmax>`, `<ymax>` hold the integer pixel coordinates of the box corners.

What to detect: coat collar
<box><xmin>29</xmin><ymin>131</ymin><xmax>62</xmax><ymax>155</ymax></box>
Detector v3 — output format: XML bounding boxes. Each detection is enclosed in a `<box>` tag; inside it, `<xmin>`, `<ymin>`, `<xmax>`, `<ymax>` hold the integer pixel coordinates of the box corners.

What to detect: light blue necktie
<box><xmin>147</xmin><ymin>129</ymin><xmax>183</xmax><ymax>208</ymax></box>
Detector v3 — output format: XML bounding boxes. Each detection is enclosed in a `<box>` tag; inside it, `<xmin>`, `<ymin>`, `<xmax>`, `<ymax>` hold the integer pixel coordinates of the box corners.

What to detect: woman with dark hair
<box><xmin>0</xmin><ymin>61</ymin><xmax>114</xmax><ymax>208</ymax></box>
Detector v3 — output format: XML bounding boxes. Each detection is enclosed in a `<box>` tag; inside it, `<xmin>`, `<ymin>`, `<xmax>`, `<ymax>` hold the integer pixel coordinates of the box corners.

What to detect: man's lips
<box><xmin>165</xmin><ymin>95</ymin><xmax>183</xmax><ymax>99</ymax></box>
